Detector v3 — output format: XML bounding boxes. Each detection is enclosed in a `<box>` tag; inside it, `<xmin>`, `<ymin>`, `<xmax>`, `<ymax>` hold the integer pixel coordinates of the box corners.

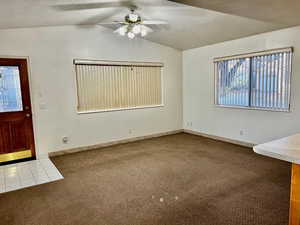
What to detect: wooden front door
<box><xmin>0</xmin><ymin>58</ymin><xmax>35</xmax><ymax>165</ymax></box>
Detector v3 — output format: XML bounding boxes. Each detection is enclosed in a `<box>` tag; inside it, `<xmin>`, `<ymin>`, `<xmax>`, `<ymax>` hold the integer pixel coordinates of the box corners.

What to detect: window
<box><xmin>214</xmin><ymin>47</ymin><xmax>292</xmax><ymax>111</ymax></box>
<box><xmin>74</xmin><ymin>60</ymin><xmax>163</xmax><ymax>113</ymax></box>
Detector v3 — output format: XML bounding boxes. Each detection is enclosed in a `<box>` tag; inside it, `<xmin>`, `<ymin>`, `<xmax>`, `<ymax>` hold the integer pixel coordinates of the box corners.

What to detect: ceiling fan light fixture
<box><xmin>119</xmin><ymin>30</ymin><xmax>126</xmax><ymax>36</ymax></box>
<box><xmin>132</xmin><ymin>25</ymin><xmax>141</xmax><ymax>34</ymax></box>
<box><xmin>127</xmin><ymin>32</ymin><xmax>135</xmax><ymax>39</ymax></box>
<box><xmin>141</xmin><ymin>30</ymin><xmax>147</xmax><ymax>37</ymax></box>
<box><xmin>110</xmin><ymin>8</ymin><xmax>166</xmax><ymax>39</ymax></box>
<box><xmin>116</xmin><ymin>25</ymin><xmax>128</xmax><ymax>36</ymax></box>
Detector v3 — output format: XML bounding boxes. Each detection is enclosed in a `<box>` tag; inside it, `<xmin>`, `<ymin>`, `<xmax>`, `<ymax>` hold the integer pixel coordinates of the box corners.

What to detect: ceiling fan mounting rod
<box><xmin>129</xmin><ymin>5</ymin><xmax>138</xmax><ymax>12</ymax></box>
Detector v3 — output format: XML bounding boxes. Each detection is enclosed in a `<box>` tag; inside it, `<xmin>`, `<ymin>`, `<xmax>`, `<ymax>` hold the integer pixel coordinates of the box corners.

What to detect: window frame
<box><xmin>73</xmin><ymin>59</ymin><xmax>164</xmax><ymax>114</ymax></box>
<box><xmin>214</xmin><ymin>47</ymin><xmax>293</xmax><ymax>112</ymax></box>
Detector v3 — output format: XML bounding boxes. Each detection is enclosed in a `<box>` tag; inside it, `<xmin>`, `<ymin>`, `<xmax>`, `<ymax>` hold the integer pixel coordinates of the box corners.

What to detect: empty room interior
<box><xmin>1</xmin><ymin>0</ymin><xmax>300</xmax><ymax>225</ymax></box>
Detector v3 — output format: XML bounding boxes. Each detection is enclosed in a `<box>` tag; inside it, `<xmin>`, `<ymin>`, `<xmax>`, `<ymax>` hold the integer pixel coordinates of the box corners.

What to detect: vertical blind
<box><xmin>214</xmin><ymin>48</ymin><xmax>292</xmax><ymax>111</ymax></box>
<box><xmin>74</xmin><ymin>60</ymin><xmax>163</xmax><ymax>112</ymax></box>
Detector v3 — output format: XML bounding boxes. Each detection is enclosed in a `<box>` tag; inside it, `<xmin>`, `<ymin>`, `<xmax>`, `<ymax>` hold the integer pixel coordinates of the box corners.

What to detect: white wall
<box><xmin>183</xmin><ymin>26</ymin><xmax>300</xmax><ymax>145</ymax></box>
<box><xmin>0</xmin><ymin>25</ymin><xmax>182</xmax><ymax>156</ymax></box>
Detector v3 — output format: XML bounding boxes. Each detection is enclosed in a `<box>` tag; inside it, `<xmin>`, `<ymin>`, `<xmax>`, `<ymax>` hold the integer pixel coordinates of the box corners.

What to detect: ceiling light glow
<box><xmin>132</xmin><ymin>25</ymin><xmax>141</xmax><ymax>34</ymax></box>
<box><xmin>141</xmin><ymin>27</ymin><xmax>148</xmax><ymax>37</ymax></box>
<box><xmin>117</xmin><ymin>25</ymin><xmax>128</xmax><ymax>36</ymax></box>
<box><xmin>119</xmin><ymin>29</ymin><xmax>126</xmax><ymax>36</ymax></box>
<box><xmin>127</xmin><ymin>32</ymin><xmax>135</xmax><ymax>39</ymax></box>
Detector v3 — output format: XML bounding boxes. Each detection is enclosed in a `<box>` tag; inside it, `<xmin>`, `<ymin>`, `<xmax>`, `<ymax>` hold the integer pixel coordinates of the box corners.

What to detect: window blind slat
<box><xmin>251</xmin><ymin>56</ymin><xmax>256</xmax><ymax>106</ymax></box>
<box><xmin>279</xmin><ymin>53</ymin><xmax>284</xmax><ymax>108</ymax></box>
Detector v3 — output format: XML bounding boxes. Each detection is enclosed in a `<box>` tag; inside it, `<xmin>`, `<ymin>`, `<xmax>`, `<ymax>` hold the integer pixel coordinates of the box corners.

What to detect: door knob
<box><xmin>26</xmin><ymin>113</ymin><xmax>30</xmax><ymax>117</ymax></box>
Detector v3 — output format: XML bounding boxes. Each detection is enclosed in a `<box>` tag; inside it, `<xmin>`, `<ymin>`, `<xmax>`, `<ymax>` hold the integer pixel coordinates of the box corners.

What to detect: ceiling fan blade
<box><xmin>114</xmin><ymin>24</ymin><xmax>129</xmax><ymax>33</ymax></box>
<box><xmin>53</xmin><ymin>0</ymin><xmax>178</xmax><ymax>11</ymax></box>
<box><xmin>98</xmin><ymin>21</ymin><xmax>127</xmax><ymax>25</ymax></box>
<box><xmin>78</xmin><ymin>8</ymin><xmax>124</xmax><ymax>25</ymax></box>
<box><xmin>78</xmin><ymin>9</ymin><xmax>122</xmax><ymax>25</ymax></box>
<box><xmin>142</xmin><ymin>20</ymin><xmax>168</xmax><ymax>25</ymax></box>
<box><xmin>53</xmin><ymin>1</ymin><xmax>133</xmax><ymax>11</ymax></box>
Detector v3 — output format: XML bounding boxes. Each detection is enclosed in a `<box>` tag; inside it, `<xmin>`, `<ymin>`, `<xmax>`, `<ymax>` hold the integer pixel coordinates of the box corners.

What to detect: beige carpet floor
<box><xmin>0</xmin><ymin>133</ymin><xmax>290</xmax><ymax>225</ymax></box>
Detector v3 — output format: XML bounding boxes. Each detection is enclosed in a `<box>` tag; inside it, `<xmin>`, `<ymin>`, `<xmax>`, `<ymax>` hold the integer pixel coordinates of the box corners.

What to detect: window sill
<box><xmin>77</xmin><ymin>104</ymin><xmax>164</xmax><ymax>114</ymax></box>
<box><xmin>215</xmin><ymin>104</ymin><xmax>291</xmax><ymax>113</ymax></box>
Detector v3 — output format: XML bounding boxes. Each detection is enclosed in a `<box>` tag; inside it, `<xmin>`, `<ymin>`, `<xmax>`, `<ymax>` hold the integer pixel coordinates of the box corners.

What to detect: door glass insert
<box><xmin>0</xmin><ymin>66</ymin><xmax>23</xmax><ymax>112</ymax></box>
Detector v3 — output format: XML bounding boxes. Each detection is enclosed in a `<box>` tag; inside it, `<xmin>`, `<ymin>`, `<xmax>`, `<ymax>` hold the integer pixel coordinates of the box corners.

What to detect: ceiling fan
<box><xmin>54</xmin><ymin>1</ymin><xmax>170</xmax><ymax>39</ymax></box>
<box><xmin>108</xmin><ymin>8</ymin><xmax>168</xmax><ymax>39</ymax></box>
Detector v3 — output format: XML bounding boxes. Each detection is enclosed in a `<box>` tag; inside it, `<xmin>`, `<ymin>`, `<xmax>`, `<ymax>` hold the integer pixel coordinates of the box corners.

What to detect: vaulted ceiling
<box><xmin>170</xmin><ymin>0</ymin><xmax>300</xmax><ymax>26</ymax></box>
<box><xmin>0</xmin><ymin>0</ymin><xmax>298</xmax><ymax>50</ymax></box>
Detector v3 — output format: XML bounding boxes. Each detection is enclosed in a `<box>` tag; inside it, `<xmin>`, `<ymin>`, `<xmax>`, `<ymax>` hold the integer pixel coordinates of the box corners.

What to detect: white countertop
<box><xmin>253</xmin><ymin>134</ymin><xmax>300</xmax><ymax>164</ymax></box>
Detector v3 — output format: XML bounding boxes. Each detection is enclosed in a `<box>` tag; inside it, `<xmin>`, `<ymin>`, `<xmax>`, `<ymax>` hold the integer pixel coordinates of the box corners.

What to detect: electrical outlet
<box><xmin>62</xmin><ymin>136</ymin><xmax>69</xmax><ymax>144</ymax></box>
<box><xmin>39</xmin><ymin>103</ymin><xmax>47</xmax><ymax>110</ymax></box>
<box><xmin>186</xmin><ymin>122</ymin><xmax>193</xmax><ymax>127</ymax></box>
<box><xmin>239</xmin><ymin>130</ymin><xmax>244</xmax><ymax>136</ymax></box>
<box><xmin>129</xmin><ymin>129</ymin><xmax>133</xmax><ymax>134</ymax></box>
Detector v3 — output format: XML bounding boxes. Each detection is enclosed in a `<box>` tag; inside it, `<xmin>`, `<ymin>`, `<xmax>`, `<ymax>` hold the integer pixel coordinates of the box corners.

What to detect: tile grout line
<box><xmin>31</xmin><ymin>160</ymin><xmax>51</xmax><ymax>184</ymax></box>
<box><xmin>2</xmin><ymin>168</ymin><xmax>5</xmax><ymax>193</ymax></box>
<box><xmin>40</xmin><ymin>160</ymin><xmax>51</xmax><ymax>181</ymax></box>
<box><xmin>27</xmin><ymin>162</ymin><xmax>39</xmax><ymax>186</ymax></box>
<box><xmin>17</xmin><ymin>167</ymin><xmax>22</xmax><ymax>191</ymax></box>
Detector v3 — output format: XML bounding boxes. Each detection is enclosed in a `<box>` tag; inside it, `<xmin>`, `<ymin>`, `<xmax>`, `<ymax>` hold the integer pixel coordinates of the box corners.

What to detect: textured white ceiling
<box><xmin>0</xmin><ymin>0</ymin><xmax>293</xmax><ymax>50</ymax></box>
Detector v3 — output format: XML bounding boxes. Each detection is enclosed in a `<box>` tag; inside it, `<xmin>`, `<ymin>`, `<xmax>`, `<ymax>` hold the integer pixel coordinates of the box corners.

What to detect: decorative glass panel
<box><xmin>0</xmin><ymin>66</ymin><xmax>23</xmax><ymax>112</ymax></box>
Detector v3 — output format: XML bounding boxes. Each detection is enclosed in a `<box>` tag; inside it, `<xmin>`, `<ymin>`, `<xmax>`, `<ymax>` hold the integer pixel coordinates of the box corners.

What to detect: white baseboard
<box><xmin>183</xmin><ymin>129</ymin><xmax>255</xmax><ymax>148</ymax></box>
<box><xmin>48</xmin><ymin>128</ymin><xmax>254</xmax><ymax>157</ymax></box>
<box><xmin>49</xmin><ymin>129</ymin><xmax>183</xmax><ymax>157</ymax></box>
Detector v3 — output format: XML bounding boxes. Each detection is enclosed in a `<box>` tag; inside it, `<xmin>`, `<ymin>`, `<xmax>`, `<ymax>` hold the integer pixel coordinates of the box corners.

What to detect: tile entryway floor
<box><xmin>0</xmin><ymin>158</ymin><xmax>63</xmax><ymax>193</ymax></box>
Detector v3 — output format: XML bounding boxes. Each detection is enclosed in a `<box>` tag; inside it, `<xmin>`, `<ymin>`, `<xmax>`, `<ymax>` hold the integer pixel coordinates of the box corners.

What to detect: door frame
<box><xmin>0</xmin><ymin>55</ymin><xmax>38</xmax><ymax>165</ymax></box>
